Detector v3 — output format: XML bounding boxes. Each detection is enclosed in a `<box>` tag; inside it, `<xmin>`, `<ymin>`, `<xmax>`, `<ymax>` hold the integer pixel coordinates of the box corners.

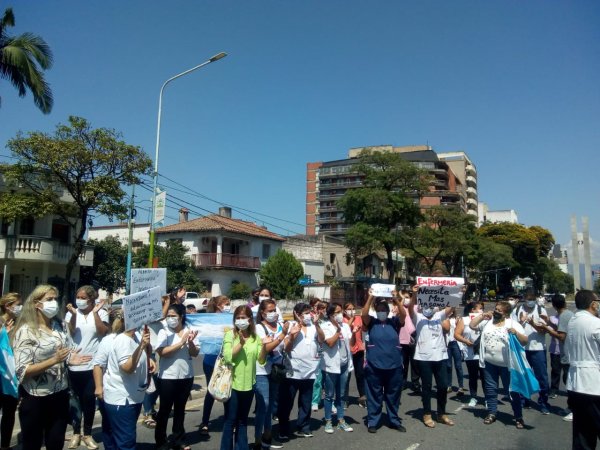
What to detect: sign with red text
<box><xmin>416</xmin><ymin>276</ymin><xmax>464</xmax><ymax>309</ymax></box>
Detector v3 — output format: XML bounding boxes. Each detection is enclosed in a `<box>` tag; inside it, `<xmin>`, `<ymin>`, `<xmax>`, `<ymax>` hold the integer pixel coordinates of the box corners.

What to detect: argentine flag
<box><xmin>0</xmin><ymin>327</ymin><xmax>18</xmax><ymax>398</ymax></box>
<box><xmin>508</xmin><ymin>333</ymin><xmax>540</xmax><ymax>399</ymax></box>
<box><xmin>186</xmin><ymin>313</ymin><xmax>234</xmax><ymax>356</ymax></box>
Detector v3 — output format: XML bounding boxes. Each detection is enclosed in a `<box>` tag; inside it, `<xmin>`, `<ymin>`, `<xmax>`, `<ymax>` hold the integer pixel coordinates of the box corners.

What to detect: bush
<box><xmin>228</xmin><ymin>281</ymin><xmax>252</xmax><ymax>299</ymax></box>
<box><xmin>259</xmin><ymin>250</ymin><xmax>304</xmax><ymax>299</ymax></box>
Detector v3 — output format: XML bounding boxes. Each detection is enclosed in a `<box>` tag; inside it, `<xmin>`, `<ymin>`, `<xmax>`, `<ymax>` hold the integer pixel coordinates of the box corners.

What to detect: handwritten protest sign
<box><xmin>122</xmin><ymin>286</ymin><xmax>163</xmax><ymax>331</ymax></box>
<box><xmin>416</xmin><ymin>276</ymin><xmax>465</xmax><ymax>309</ymax></box>
<box><xmin>130</xmin><ymin>268</ymin><xmax>167</xmax><ymax>295</ymax></box>
<box><xmin>186</xmin><ymin>313</ymin><xmax>233</xmax><ymax>355</ymax></box>
<box><xmin>370</xmin><ymin>283</ymin><xmax>396</xmax><ymax>298</ymax></box>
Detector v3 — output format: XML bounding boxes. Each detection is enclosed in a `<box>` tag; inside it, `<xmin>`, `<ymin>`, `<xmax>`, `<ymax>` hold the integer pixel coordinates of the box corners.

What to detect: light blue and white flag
<box><xmin>508</xmin><ymin>333</ymin><xmax>540</xmax><ymax>399</ymax></box>
<box><xmin>0</xmin><ymin>327</ymin><xmax>18</xmax><ymax>398</ymax></box>
<box><xmin>187</xmin><ymin>313</ymin><xmax>233</xmax><ymax>356</ymax></box>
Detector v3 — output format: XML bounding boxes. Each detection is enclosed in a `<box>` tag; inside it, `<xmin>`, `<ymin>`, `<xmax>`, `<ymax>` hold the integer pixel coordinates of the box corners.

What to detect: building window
<box><xmin>262</xmin><ymin>244</ymin><xmax>271</xmax><ymax>259</ymax></box>
<box><xmin>51</xmin><ymin>220</ymin><xmax>70</xmax><ymax>243</ymax></box>
<box><xmin>330</xmin><ymin>253</ymin><xmax>336</xmax><ymax>264</ymax></box>
<box><xmin>20</xmin><ymin>217</ymin><xmax>35</xmax><ymax>235</ymax></box>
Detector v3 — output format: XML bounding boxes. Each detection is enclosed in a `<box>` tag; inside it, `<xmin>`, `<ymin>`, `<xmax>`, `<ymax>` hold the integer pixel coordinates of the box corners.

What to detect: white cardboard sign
<box><xmin>416</xmin><ymin>276</ymin><xmax>464</xmax><ymax>309</ymax></box>
<box><xmin>122</xmin><ymin>286</ymin><xmax>163</xmax><ymax>331</ymax></box>
<box><xmin>370</xmin><ymin>283</ymin><xmax>396</xmax><ymax>298</ymax></box>
<box><xmin>130</xmin><ymin>268</ymin><xmax>167</xmax><ymax>295</ymax></box>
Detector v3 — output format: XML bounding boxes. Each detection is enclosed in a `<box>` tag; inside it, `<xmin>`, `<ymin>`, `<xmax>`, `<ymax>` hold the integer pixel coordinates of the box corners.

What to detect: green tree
<box><xmin>541</xmin><ymin>258</ymin><xmax>574</xmax><ymax>294</ymax></box>
<box><xmin>344</xmin><ymin>222</ymin><xmax>380</xmax><ymax>302</ymax></box>
<box><xmin>81</xmin><ymin>236</ymin><xmax>127</xmax><ymax>294</ymax></box>
<box><xmin>133</xmin><ymin>240</ymin><xmax>204</xmax><ymax>293</ymax></box>
<box><xmin>0</xmin><ymin>116</ymin><xmax>152</xmax><ymax>298</ymax></box>
<box><xmin>259</xmin><ymin>249</ymin><xmax>304</xmax><ymax>299</ymax></box>
<box><xmin>228</xmin><ymin>281</ymin><xmax>252</xmax><ymax>300</ymax></box>
<box><xmin>401</xmin><ymin>207</ymin><xmax>478</xmax><ymax>276</ymax></box>
<box><xmin>529</xmin><ymin>226</ymin><xmax>555</xmax><ymax>257</ymax></box>
<box><xmin>338</xmin><ymin>149</ymin><xmax>428</xmax><ymax>282</ymax></box>
<box><xmin>0</xmin><ymin>7</ymin><xmax>53</xmax><ymax>113</ymax></box>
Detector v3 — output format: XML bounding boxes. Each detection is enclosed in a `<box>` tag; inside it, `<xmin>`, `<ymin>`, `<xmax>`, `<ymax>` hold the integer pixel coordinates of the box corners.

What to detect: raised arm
<box><xmin>391</xmin><ymin>296</ymin><xmax>406</xmax><ymax>326</ymax></box>
<box><xmin>408</xmin><ymin>285</ymin><xmax>419</xmax><ymax>323</ymax></box>
<box><xmin>361</xmin><ymin>291</ymin><xmax>375</xmax><ymax>328</ymax></box>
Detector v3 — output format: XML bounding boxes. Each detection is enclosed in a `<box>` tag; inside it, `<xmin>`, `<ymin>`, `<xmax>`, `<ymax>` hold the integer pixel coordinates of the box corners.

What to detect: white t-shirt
<box><xmin>287</xmin><ymin>321</ymin><xmax>321</xmax><ymax>380</ymax></box>
<box><xmin>511</xmin><ymin>304</ymin><xmax>547</xmax><ymax>351</ymax></box>
<box><xmin>103</xmin><ymin>333</ymin><xmax>148</xmax><ymax>405</ymax></box>
<box><xmin>478</xmin><ymin>319</ymin><xmax>525</xmax><ymax>368</ymax></box>
<box><xmin>321</xmin><ymin>321</ymin><xmax>354</xmax><ymax>374</ymax></box>
<box><xmin>65</xmin><ymin>309</ymin><xmax>109</xmax><ymax>372</ymax></box>
<box><xmin>255</xmin><ymin>321</ymin><xmax>284</xmax><ymax>376</ymax></box>
<box><xmin>93</xmin><ymin>333</ymin><xmax>117</xmax><ymax>369</ymax></box>
<box><xmin>565</xmin><ymin>310</ymin><xmax>600</xmax><ymax>396</ymax></box>
<box><xmin>414</xmin><ymin>311</ymin><xmax>448</xmax><ymax>362</ymax></box>
<box><xmin>558</xmin><ymin>309</ymin><xmax>575</xmax><ymax>364</ymax></box>
<box><xmin>156</xmin><ymin>328</ymin><xmax>194</xmax><ymax>380</ymax></box>
<box><xmin>460</xmin><ymin>315</ymin><xmax>481</xmax><ymax>361</ymax></box>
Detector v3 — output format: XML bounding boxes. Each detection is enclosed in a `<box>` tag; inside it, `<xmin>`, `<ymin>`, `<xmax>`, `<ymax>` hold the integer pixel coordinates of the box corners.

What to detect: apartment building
<box><xmin>438</xmin><ymin>151</ymin><xmax>478</xmax><ymax>217</ymax></box>
<box><xmin>306</xmin><ymin>145</ymin><xmax>465</xmax><ymax>238</ymax></box>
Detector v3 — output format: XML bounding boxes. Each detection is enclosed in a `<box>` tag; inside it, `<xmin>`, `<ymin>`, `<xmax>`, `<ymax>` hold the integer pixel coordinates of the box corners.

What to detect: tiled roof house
<box><xmin>155</xmin><ymin>207</ymin><xmax>285</xmax><ymax>296</ymax></box>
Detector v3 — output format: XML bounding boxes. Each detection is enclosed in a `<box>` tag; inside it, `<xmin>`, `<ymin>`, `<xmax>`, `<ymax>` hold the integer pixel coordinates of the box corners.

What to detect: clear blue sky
<box><xmin>1</xmin><ymin>1</ymin><xmax>599</xmax><ymax>261</ymax></box>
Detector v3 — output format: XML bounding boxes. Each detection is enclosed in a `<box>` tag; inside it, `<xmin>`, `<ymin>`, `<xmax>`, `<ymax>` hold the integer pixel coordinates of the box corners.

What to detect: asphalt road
<box><xmin>10</xmin><ymin>301</ymin><xmax>575</xmax><ymax>450</ymax></box>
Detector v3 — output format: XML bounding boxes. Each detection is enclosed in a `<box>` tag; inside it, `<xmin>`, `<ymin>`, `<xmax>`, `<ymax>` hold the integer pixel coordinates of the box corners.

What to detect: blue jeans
<box><xmin>254</xmin><ymin>375</ymin><xmax>279</xmax><ymax>440</ymax></box>
<box><xmin>220</xmin><ymin>389</ymin><xmax>254</xmax><ymax>450</ymax></box>
<box><xmin>483</xmin><ymin>362</ymin><xmax>522</xmax><ymax>419</ymax></box>
<box><xmin>364</xmin><ymin>364</ymin><xmax>403</xmax><ymax>428</ymax></box>
<box><xmin>446</xmin><ymin>341</ymin><xmax>464</xmax><ymax>388</ymax></box>
<box><xmin>324</xmin><ymin>364</ymin><xmax>350</xmax><ymax>421</ymax></box>
<box><xmin>104</xmin><ymin>402</ymin><xmax>142</xmax><ymax>450</ymax></box>
<box><xmin>142</xmin><ymin>374</ymin><xmax>159</xmax><ymax>415</ymax></box>
<box><xmin>97</xmin><ymin>400</ymin><xmax>116</xmax><ymax>450</ymax></box>
<box><xmin>202</xmin><ymin>360</ymin><xmax>216</xmax><ymax>425</ymax></box>
<box><xmin>525</xmin><ymin>350</ymin><xmax>549</xmax><ymax>406</ymax></box>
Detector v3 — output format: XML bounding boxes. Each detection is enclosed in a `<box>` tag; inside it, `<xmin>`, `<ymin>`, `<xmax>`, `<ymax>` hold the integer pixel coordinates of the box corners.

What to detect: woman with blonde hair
<box><xmin>12</xmin><ymin>284</ymin><xmax>91</xmax><ymax>450</ymax></box>
<box><xmin>0</xmin><ymin>293</ymin><xmax>21</xmax><ymax>450</ymax></box>
<box><xmin>200</xmin><ymin>295</ymin><xmax>231</xmax><ymax>436</ymax></box>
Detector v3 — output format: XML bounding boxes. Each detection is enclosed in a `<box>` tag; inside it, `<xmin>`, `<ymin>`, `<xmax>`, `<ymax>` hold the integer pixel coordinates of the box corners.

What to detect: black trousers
<box><xmin>465</xmin><ymin>359</ymin><xmax>484</xmax><ymax>397</ymax></box>
<box><xmin>568</xmin><ymin>391</ymin><xmax>600</xmax><ymax>450</ymax></box>
<box><xmin>417</xmin><ymin>359</ymin><xmax>448</xmax><ymax>415</ymax></box>
<box><xmin>19</xmin><ymin>388</ymin><xmax>69</xmax><ymax>450</ymax></box>
<box><xmin>69</xmin><ymin>370</ymin><xmax>96</xmax><ymax>436</ymax></box>
<box><xmin>550</xmin><ymin>354</ymin><xmax>569</xmax><ymax>392</ymax></box>
<box><xmin>401</xmin><ymin>344</ymin><xmax>420</xmax><ymax>383</ymax></box>
<box><xmin>0</xmin><ymin>392</ymin><xmax>18</xmax><ymax>448</ymax></box>
<box><xmin>155</xmin><ymin>377</ymin><xmax>194</xmax><ymax>447</ymax></box>
<box><xmin>345</xmin><ymin>350</ymin><xmax>366</xmax><ymax>399</ymax></box>
<box><xmin>278</xmin><ymin>378</ymin><xmax>315</xmax><ymax>435</ymax></box>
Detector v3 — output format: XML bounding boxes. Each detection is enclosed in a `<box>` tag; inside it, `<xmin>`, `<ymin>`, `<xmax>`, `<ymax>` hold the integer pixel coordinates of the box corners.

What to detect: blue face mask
<box><xmin>422</xmin><ymin>307</ymin><xmax>434</xmax><ymax>318</ymax></box>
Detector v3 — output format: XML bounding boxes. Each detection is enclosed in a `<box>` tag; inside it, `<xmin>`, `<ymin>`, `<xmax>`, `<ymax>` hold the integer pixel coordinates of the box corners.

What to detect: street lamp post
<box><xmin>147</xmin><ymin>52</ymin><xmax>227</xmax><ymax>268</ymax></box>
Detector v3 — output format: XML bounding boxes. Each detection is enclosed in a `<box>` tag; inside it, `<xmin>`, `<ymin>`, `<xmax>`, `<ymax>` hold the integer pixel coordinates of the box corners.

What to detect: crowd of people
<box><xmin>0</xmin><ymin>283</ymin><xmax>597</xmax><ymax>450</ymax></box>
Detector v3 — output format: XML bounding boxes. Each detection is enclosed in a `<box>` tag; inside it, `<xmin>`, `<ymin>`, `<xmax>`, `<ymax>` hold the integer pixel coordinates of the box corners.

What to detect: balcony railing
<box><xmin>191</xmin><ymin>252</ymin><xmax>261</xmax><ymax>270</ymax></box>
<box><xmin>0</xmin><ymin>236</ymin><xmax>94</xmax><ymax>266</ymax></box>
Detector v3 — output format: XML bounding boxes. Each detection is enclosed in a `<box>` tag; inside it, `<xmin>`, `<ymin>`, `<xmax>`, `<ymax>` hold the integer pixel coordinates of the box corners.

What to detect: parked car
<box><xmin>183</xmin><ymin>292</ymin><xmax>210</xmax><ymax>312</ymax></box>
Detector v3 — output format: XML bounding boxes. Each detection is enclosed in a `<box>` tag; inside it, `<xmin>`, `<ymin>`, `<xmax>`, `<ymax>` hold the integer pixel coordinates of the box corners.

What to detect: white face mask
<box><xmin>259</xmin><ymin>296</ymin><xmax>270</xmax><ymax>302</ymax></box>
<box><xmin>345</xmin><ymin>309</ymin><xmax>355</xmax><ymax>318</ymax></box>
<box><xmin>526</xmin><ymin>300</ymin><xmax>536</xmax><ymax>308</ymax></box>
<box><xmin>376</xmin><ymin>311</ymin><xmax>388</xmax><ymax>321</ymax></box>
<box><xmin>222</xmin><ymin>305</ymin><xmax>231</xmax><ymax>313</ymax></box>
<box><xmin>39</xmin><ymin>300</ymin><xmax>59</xmax><ymax>319</ymax></box>
<box><xmin>95</xmin><ymin>299</ymin><xmax>103</xmax><ymax>305</ymax></box>
<box><xmin>76</xmin><ymin>299</ymin><xmax>89</xmax><ymax>310</ymax></box>
<box><xmin>265</xmin><ymin>311</ymin><xmax>278</xmax><ymax>323</ymax></box>
<box><xmin>403</xmin><ymin>298</ymin><xmax>411</xmax><ymax>306</ymax></box>
<box><xmin>334</xmin><ymin>313</ymin><xmax>343</xmax><ymax>324</ymax></box>
<box><xmin>166</xmin><ymin>317</ymin><xmax>179</xmax><ymax>329</ymax></box>
<box><xmin>302</xmin><ymin>314</ymin><xmax>312</xmax><ymax>325</ymax></box>
<box><xmin>235</xmin><ymin>319</ymin><xmax>250</xmax><ymax>330</ymax></box>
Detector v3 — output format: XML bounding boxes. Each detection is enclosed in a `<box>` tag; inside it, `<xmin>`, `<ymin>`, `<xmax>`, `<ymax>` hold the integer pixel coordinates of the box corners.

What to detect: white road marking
<box><xmin>405</xmin><ymin>444</ymin><xmax>421</xmax><ymax>450</ymax></box>
<box><xmin>454</xmin><ymin>404</ymin><xmax>466</xmax><ymax>413</ymax></box>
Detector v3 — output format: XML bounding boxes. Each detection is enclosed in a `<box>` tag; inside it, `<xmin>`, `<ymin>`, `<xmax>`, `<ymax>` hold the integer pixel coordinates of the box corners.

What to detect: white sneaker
<box><xmin>563</xmin><ymin>412</ymin><xmax>573</xmax><ymax>422</ymax></box>
<box><xmin>468</xmin><ymin>398</ymin><xmax>478</xmax><ymax>408</ymax></box>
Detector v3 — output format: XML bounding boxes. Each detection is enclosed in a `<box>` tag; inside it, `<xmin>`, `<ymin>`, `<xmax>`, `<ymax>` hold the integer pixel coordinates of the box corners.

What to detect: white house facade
<box><xmin>155</xmin><ymin>207</ymin><xmax>285</xmax><ymax>296</ymax></box>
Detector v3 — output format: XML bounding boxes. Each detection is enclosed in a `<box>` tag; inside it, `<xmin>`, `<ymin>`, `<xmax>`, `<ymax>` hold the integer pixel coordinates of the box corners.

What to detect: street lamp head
<box><xmin>209</xmin><ymin>52</ymin><xmax>227</xmax><ymax>62</ymax></box>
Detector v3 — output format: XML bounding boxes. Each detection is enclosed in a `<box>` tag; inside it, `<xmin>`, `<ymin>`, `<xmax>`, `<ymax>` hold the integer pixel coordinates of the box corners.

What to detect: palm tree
<box><xmin>0</xmin><ymin>7</ymin><xmax>53</xmax><ymax>113</ymax></box>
